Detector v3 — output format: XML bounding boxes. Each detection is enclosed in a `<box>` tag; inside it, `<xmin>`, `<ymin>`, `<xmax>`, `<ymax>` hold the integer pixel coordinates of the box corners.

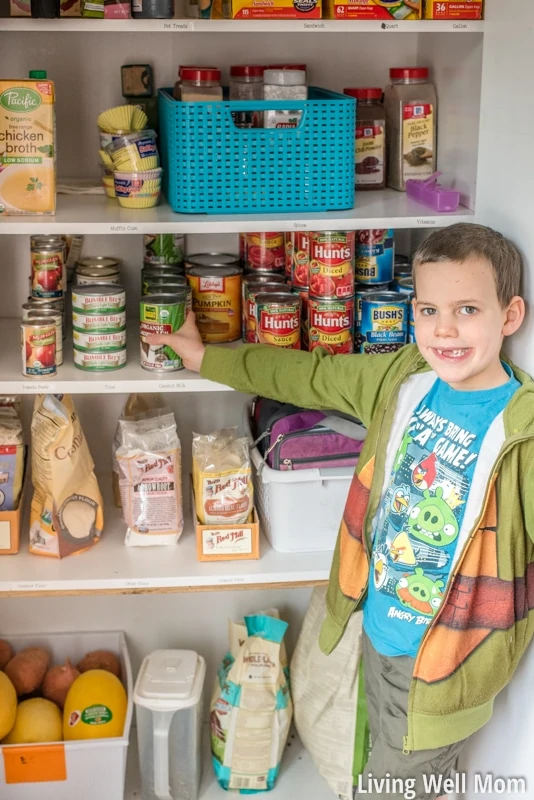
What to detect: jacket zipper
<box><xmin>402</xmin><ymin>430</ymin><xmax>534</xmax><ymax>754</ymax></box>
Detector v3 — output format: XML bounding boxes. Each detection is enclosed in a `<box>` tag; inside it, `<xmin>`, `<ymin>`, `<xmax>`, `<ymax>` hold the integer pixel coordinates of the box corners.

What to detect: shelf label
<box><xmin>22</xmin><ymin>383</ymin><xmax>51</xmax><ymax>392</ymax></box>
<box><xmin>381</xmin><ymin>22</ymin><xmax>399</xmax><ymax>30</ymax></box>
<box><xmin>416</xmin><ymin>218</ymin><xmax>437</xmax><ymax>226</ymax></box>
<box><xmin>163</xmin><ymin>20</ymin><xmax>194</xmax><ymax>29</ymax></box>
<box><xmin>303</xmin><ymin>21</ymin><xmax>325</xmax><ymax>29</ymax></box>
<box><xmin>13</xmin><ymin>581</ymin><xmax>49</xmax><ymax>591</ymax></box>
<box><xmin>103</xmin><ymin>383</ymin><xmax>117</xmax><ymax>391</ymax></box>
<box><xmin>123</xmin><ymin>579</ymin><xmax>151</xmax><ymax>589</ymax></box>
<box><xmin>453</xmin><ymin>23</ymin><xmax>468</xmax><ymax>30</ymax></box>
<box><xmin>109</xmin><ymin>225</ymin><xmax>139</xmax><ymax>233</ymax></box>
<box><xmin>158</xmin><ymin>382</ymin><xmax>187</xmax><ymax>390</ymax></box>
<box><xmin>217</xmin><ymin>576</ymin><xmax>247</xmax><ymax>585</ymax></box>
<box><xmin>291</xmin><ymin>221</ymin><xmax>309</xmax><ymax>230</ymax></box>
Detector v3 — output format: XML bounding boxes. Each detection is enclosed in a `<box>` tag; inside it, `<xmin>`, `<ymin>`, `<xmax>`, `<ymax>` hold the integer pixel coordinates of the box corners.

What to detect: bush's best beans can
<box><xmin>354</xmin><ymin>283</ymin><xmax>388</xmax><ymax>351</ymax></box>
<box><xmin>393</xmin><ymin>277</ymin><xmax>415</xmax><ymax>343</ymax></box>
<box><xmin>309</xmin><ymin>231</ymin><xmax>355</xmax><ymax>300</ymax></box>
<box><xmin>355</xmin><ymin>229</ymin><xmax>395</xmax><ymax>284</ymax></box>
<box><xmin>360</xmin><ymin>291</ymin><xmax>408</xmax><ymax>354</ymax></box>
<box><xmin>255</xmin><ymin>293</ymin><xmax>301</xmax><ymax>349</ymax></box>
<box><xmin>394</xmin><ymin>253</ymin><xmax>412</xmax><ymax>279</ymax></box>
<box><xmin>140</xmin><ymin>292</ymin><xmax>188</xmax><ymax>371</ymax></box>
<box><xmin>393</xmin><ymin>276</ymin><xmax>414</xmax><ymax>294</ymax></box>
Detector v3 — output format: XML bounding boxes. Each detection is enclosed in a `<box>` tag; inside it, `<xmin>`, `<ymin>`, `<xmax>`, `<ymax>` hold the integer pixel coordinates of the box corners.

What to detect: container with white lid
<box><xmin>263</xmin><ymin>69</ymin><xmax>307</xmax><ymax>129</ymax></box>
<box><xmin>134</xmin><ymin>649</ymin><xmax>206</xmax><ymax>800</ymax></box>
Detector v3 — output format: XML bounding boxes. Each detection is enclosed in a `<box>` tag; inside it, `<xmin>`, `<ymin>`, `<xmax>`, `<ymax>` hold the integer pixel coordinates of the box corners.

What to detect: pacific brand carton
<box><xmin>324</xmin><ymin>0</ymin><xmax>421</xmax><ymax>19</ymax></box>
<box><xmin>424</xmin><ymin>0</ymin><xmax>483</xmax><ymax>18</ymax></box>
<box><xmin>0</xmin><ymin>79</ymin><xmax>56</xmax><ymax>215</ymax></box>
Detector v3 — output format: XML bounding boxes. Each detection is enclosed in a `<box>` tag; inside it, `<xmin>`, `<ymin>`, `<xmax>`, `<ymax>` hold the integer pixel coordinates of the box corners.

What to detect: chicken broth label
<box><xmin>402</xmin><ymin>104</ymin><xmax>434</xmax><ymax>182</ymax></box>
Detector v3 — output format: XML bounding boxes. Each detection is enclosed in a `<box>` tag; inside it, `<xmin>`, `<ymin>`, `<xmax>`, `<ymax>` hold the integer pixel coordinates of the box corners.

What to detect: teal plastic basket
<box><xmin>158</xmin><ymin>87</ymin><xmax>355</xmax><ymax>215</ymax></box>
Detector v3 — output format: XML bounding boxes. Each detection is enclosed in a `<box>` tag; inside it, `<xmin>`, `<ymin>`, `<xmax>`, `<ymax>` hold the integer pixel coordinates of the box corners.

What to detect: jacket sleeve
<box><xmin>200</xmin><ymin>343</ymin><xmax>406</xmax><ymax>428</ymax></box>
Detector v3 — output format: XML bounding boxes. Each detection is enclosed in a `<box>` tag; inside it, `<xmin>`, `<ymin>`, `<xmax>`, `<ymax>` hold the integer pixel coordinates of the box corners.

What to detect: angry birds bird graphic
<box><xmin>389</xmin><ymin>484</ymin><xmax>411</xmax><ymax>531</ymax></box>
<box><xmin>396</xmin><ymin>568</ymin><xmax>444</xmax><ymax>617</ymax></box>
<box><xmin>412</xmin><ymin>452</ymin><xmax>437</xmax><ymax>490</ymax></box>
<box><xmin>408</xmin><ymin>487</ymin><xmax>459</xmax><ymax>547</ymax></box>
<box><xmin>373</xmin><ymin>550</ymin><xmax>389</xmax><ymax>590</ymax></box>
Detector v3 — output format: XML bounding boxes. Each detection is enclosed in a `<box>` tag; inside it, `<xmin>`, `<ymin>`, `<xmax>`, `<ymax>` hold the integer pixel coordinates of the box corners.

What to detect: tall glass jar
<box><xmin>230</xmin><ymin>65</ymin><xmax>266</xmax><ymax>129</ymax></box>
<box><xmin>344</xmin><ymin>87</ymin><xmax>386</xmax><ymax>191</ymax></box>
<box><xmin>384</xmin><ymin>67</ymin><xmax>437</xmax><ymax>192</ymax></box>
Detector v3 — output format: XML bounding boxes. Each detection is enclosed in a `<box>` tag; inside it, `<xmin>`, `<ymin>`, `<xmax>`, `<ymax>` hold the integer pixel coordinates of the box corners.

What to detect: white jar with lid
<box><xmin>263</xmin><ymin>69</ymin><xmax>307</xmax><ymax>129</ymax></box>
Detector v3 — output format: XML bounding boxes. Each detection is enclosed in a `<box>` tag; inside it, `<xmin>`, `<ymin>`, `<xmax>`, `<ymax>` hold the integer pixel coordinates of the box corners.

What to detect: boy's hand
<box><xmin>142</xmin><ymin>311</ymin><xmax>206</xmax><ymax>373</ymax></box>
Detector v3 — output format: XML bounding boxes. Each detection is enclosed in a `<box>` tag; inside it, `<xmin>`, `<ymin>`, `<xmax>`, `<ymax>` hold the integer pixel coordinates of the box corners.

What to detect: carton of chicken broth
<box><xmin>0</xmin><ymin>79</ymin><xmax>56</xmax><ymax>215</ymax></box>
<box><xmin>324</xmin><ymin>0</ymin><xmax>422</xmax><ymax>19</ymax></box>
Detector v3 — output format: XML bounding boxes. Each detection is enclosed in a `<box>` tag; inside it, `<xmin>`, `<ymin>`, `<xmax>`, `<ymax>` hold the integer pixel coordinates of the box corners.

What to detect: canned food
<box><xmin>142</xmin><ymin>266</ymin><xmax>185</xmax><ymax>295</ymax></box>
<box><xmin>72</xmin><ymin>285</ymin><xmax>126</xmax><ymax>314</ymax></box>
<box><xmin>73</xmin><ymin>329</ymin><xmax>127</xmax><ymax>353</ymax></box>
<box><xmin>76</xmin><ymin>275</ymin><xmax>123</xmax><ymax>288</ymax></box>
<box><xmin>243</xmin><ymin>282</ymin><xmax>292</xmax><ymax>343</ymax></box>
<box><xmin>140</xmin><ymin>292</ymin><xmax>188</xmax><ymax>372</ymax></box>
<box><xmin>143</xmin><ymin>274</ymin><xmax>188</xmax><ymax>296</ymax></box>
<box><xmin>246</xmin><ymin>233</ymin><xmax>285</xmax><ymax>273</ymax></box>
<box><xmin>355</xmin><ymin>229</ymin><xmax>395</xmax><ymax>284</ymax></box>
<box><xmin>290</xmin><ymin>232</ymin><xmax>310</xmax><ymax>289</ymax></box>
<box><xmin>24</xmin><ymin>308</ymin><xmax>63</xmax><ymax>364</ymax></box>
<box><xmin>22</xmin><ymin>318</ymin><xmax>57</xmax><ymax>378</ymax></box>
<box><xmin>25</xmin><ymin>296</ymin><xmax>64</xmax><ymax>315</ymax></box>
<box><xmin>284</xmin><ymin>233</ymin><xmax>293</xmax><ymax>280</ymax></box>
<box><xmin>360</xmin><ymin>292</ymin><xmax>408</xmax><ymax>354</ymax></box>
<box><xmin>76</xmin><ymin>264</ymin><xmax>121</xmax><ymax>286</ymax></box>
<box><xmin>144</xmin><ymin>234</ymin><xmax>185</xmax><ymax>266</ymax></box>
<box><xmin>185</xmin><ymin>253</ymin><xmax>240</xmax><ymax>270</ymax></box>
<box><xmin>309</xmin><ymin>231</ymin><xmax>355</xmax><ymax>300</ymax></box>
<box><xmin>73</xmin><ymin>348</ymin><xmax>127</xmax><ymax>372</ymax></box>
<box><xmin>72</xmin><ymin>310</ymin><xmax>126</xmax><ymax>333</ymax></box>
<box><xmin>186</xmin><ymin>266</ymin><xmax>241</xmax><ymax>344</ymax></box>
<box><xmin>239</xmin><ymin>234</ymin><xmax>248</xmax><ymax>265</ymax></box>
<box><xmin>77</xmin><ymin>256</ymin><xmax>121</xmax><ymax>273</ymax></box>
<box><xmin>30</xmin><ymin>235</ymin><xmax>66</xmax><ymax>299</ymax></box>
<box><xmin>308</xmin><ymin>296</ymin><xmax>354</xmax><ymax>355</ymax></box>
<box><xmin>394</xmin><ymin>254</ymin><xmax>412</xmax><ymax>278</ymax></box>
<box><xmin>354</xmin><ymin>283</ymin><xmax>389</xmax><ymax>351</ymax></box>
<box><xmin>255</xmin><ymin>293</ymin><xmax>301</xmax><ymax>349</ymax></box>
<box><xmin>394</xmin><ymin>276</ymin><xmax>414</xmax><ymax>295</ymax></box>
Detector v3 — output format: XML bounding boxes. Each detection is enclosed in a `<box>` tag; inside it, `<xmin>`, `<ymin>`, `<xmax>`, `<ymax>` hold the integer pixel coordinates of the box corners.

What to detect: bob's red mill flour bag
<box><xmin>29</xmin><ymin>394</ymin><xmax>104</xmax><ymax>557</ymax></box>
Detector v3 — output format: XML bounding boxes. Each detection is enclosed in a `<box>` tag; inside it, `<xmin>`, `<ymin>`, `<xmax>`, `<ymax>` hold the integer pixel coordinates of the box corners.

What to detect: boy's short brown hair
<box><xmin>412</xmin><ymin>223</ymin><xmax>523</xmax><ymax>306</ymax></box>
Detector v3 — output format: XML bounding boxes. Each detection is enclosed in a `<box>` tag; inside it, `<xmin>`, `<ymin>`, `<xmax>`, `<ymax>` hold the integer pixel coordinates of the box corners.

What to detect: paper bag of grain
<box><xmin>229</xmin><ymin>608</ymin><xmax>288</xmax><ymax>677</ymax></box>
<box><xmin>193</xmin><ymin>428</ymin><xmax>253</xmax><ymax>525</ymax></box>
<box><xmin>30</xmin><ymin>394</ymin><xmax>104</xmax><ymax>557</ymax></box>
<box><xmin>210</xmin><ymin>614</ymin><xmax>292</xmax><ymax>792</ymax></box>
<box><xmin>116</xmin><ymin>409</ymin><xmax>183</xmax><ymax>546</ymax></box>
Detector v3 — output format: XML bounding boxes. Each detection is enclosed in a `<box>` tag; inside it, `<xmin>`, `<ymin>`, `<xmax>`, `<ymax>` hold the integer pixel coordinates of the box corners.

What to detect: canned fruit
<box><xmin>187</xmin><ymin>266</ymin><xmax>241</xmax><ymax>344</ymax></box>
<box><xmin>72</xmin><ymin>285</ymin><xmax>126</xmax><ymax>314</ymax></box>
<box><xmin>140</xmin><ymin>293</ymin><xmax>187</xmax><ymax>372</ymax></box>
<box><xmin>246</xmin><ymin>232</ymin><xmax>285</xmax><ymax>272</ymax></box>
<box><xmin>360</xmin><ymin>292</ymin><xmax>408</xmax><ymax>354</ymax></box>
<box><xmin>290</xmin><ymin>232</ymin><xmax>310</xmax><ymax>289</ymax></box>
<box><xmin>22</xmin><ymin>320</ymin><xmax>56</xmax><ymax>378</ymax></box>
<box><xmin>144</xmin><ymin>234</ymin><xmax>185</xmax><ymax>266</ymax></box>
<box><xmin>72</xmin><ymin>310</ymin><xmax>126</xmax><ymax>333</ymax></box>
<box><xmin>309</xmin><ymin>231</ymin><xmax>355</xmax><ymax>300</ymax></box>
<box><xmin>243</xmin><ymin>283</ymin><xmax>292</xmax><ymax>343</ymax></box>
<box><xmin>31</xmin><ymin>238</ymin><xmax>66</xmax><ymax>299</ymax></box>
<box><xmin>73</xmin><ymin>349</ymin><xmax>127</xmax><ymax>372</ymax></box>
<box><xmin>308</xmin><ymin>297</ymin><xmax>354</xmax><ymax>355</ymax></box>
<box><xmin>355</xmin><ymin>229</ymin><xmax>395</xmax><ymax>284</ymax></box>
<box><xmin>73</xmin><ymin>330</ymin><xmax>127</xmax><ymax>353</ymax></box>
<box><xmin>256</xmin><ymin>293</ymin><xmax>301</xmax><ymax>349</ymax></box>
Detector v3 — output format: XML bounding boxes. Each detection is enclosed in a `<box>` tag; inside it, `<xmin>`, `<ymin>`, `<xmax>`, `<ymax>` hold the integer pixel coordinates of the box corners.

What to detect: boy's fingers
<box><xmin>143</xmin><ymin>333</ymin><xmax>169</xmax><ymax>345</ymax></box>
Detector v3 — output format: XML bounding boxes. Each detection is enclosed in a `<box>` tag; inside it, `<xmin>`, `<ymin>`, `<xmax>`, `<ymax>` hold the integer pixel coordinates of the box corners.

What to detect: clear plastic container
<box><xmin>263</xmin><ymin>69</ymin><xmax>307</xmax><ymax>130</ymax></box>
<box><xmin>173</xmin><ymin>65</ymin><xmax>218</xmax><ymax>100</ymax></box>
<box><xmin>134</xmin><ymin>650</ymin><xmax>206</xmax><ymax>800</ymax></box>
<box><xmin>344</xmin><ymin>87</ymin><xmax>386</xmax><ymax>191</ymax></box>
<box><xmin>384</xmin><ymin>67</ymin><xmax>437</xmax><ymax>192</ymax></box>
<box><xmin>178</xmin><ymin>68</ymin><xmax>222</xmax><ymax>102</ymax></box>
<box><xmin>230</xmin><ymin>65</ymin><xmax>266</xmax><ymax>129</ymax></box>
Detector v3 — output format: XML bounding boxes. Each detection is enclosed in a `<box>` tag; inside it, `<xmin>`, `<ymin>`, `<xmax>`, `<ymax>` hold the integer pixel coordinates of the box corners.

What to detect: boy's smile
<box><xmin>414</xmin><ymin>256</ymin><xmax>525</xmax><ymax>391</ymax></box>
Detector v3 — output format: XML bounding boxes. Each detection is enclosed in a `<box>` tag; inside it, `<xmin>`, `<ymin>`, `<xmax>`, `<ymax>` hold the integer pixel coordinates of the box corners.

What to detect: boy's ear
<box><xmin>503</xmin><ymin>296</ymin><xmax>525</xmax><ymax>337</ymax></box>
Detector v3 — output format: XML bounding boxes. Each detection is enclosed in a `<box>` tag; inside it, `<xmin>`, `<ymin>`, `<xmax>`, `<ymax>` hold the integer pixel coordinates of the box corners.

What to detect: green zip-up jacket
<box><xmin>201</xmin><ymin>342</ymin><xmax>534</xmax><ymax>752</ymax></box>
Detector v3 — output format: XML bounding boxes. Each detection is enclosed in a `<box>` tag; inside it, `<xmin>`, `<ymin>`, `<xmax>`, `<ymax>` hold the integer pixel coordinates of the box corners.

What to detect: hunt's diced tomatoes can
<box><xmin>309</xmin><ymin>231</ymin><xmax>355</xmax><ymax>300</ymax></box>
<box><xmin>308</xmin><ymin>296</ymin><xmax>354</xmax><ymax>355</ymax></box>
<box><xmin>256</xmin><ymin>292</ymin><xmax>301</xmax><ymax>349</ymax></box>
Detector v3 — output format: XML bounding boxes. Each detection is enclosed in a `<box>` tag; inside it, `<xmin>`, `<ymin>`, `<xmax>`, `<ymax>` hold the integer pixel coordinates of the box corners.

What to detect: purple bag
<box><xmin>251</xmin><ymin>397</ymin><xmax>366</xmax><ymax>471</ymax></box>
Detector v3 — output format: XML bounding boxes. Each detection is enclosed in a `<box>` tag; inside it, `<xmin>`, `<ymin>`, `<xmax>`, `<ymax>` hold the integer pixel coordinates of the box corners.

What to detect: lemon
<box><xmin>3</xmin><ymin>698</ymin><xmax>62</xmax><ymax>744</ymax></box>
<box><xmin>63</xmin><ymin>669</ymin><xmax>127</xmax><ymax>740</ymax></box>
<box><xmin>0</xmin><ymin>671</ymin><xmax>17</xmax><ymax>740</ymax></box>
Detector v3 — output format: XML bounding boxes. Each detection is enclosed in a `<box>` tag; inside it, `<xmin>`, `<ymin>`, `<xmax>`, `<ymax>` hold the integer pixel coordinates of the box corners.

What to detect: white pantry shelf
<box><xmin>0</xmin><ymin>319</ymin><xmax>237</xmax><ymax>395</ymax></box>
<box><xmin>0</xmin><ymin>17</ymin><xmax>484</xmax><ymax>33</ymax></box>
<box><xmin>0</xmin><ymin>191</ymin><xmax>474</xmax><ymax>235</ymax></box>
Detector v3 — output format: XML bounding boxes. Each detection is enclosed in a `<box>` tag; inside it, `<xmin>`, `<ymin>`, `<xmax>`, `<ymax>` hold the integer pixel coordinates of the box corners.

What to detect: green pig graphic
<box><xmin>396</xmin><ymin>568</ymin><xmax>444</xmax><ymax>617</ymax></box>
<box><xmin>407</xmin><ymin>486</ymin><xmax>458</xmax><ymax>547</ymax></box>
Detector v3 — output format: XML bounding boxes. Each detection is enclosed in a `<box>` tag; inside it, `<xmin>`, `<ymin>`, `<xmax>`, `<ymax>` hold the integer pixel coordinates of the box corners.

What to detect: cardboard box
<box><xmin>324</xmin><ymin>0</ymin><xmax>421</xmax><ymax>20</ymax></box>
<box><xmin>0</xmin><ymin>463</ymin><xmax>27</xmax><ymax>556</ymax></box>
<box><xmin>215</xmin><ymin>0</ymin><xmax>321</xmax><ymax>20</ymax></box>
<box><xmin>9</xmin><ymin>0</ymin><xmax>30</xmax><ymax>17</ymax></box>
<box><xmin>424</xmin><ymin>0</ymin><xmax>482</xmax><ymax>18</ymax></box>
<box><xmin>192</xmin><ymin>484</ymin><xmax>260</xmax><ymax>562</ymax></box>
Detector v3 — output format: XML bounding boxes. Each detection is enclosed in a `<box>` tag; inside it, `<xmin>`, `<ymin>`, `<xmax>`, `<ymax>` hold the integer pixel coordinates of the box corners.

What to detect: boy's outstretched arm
<box><xmin>144</xmin><ymin>312</ymin><xmax>399</xmax><ymax>426</ymax></box>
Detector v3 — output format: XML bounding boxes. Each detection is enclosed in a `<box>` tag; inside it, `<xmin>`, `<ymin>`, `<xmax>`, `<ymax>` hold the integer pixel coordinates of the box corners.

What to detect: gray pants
<box><xmin>354</xmin><ymin>630</ymin><xmax>466</xmax><ymax>800</ymax></box>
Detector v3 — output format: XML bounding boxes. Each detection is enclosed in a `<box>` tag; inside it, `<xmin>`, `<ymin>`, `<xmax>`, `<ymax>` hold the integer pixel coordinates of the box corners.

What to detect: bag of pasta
<box><xmin>30</xmin><ymin>394</ymin><xmax>104</xmax><ymax>558</ymax></box>
<box><xmin>193</xmin><ymin>428</ymin><xmax>253</xmax><ymax>525</ymax></box>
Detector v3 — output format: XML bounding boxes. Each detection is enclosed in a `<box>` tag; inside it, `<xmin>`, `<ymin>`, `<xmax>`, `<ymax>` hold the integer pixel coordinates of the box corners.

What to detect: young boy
<box><xmin>146</xmin><ymin>223</ymin><xmax>533</xmax><ymax>799</ymax></box>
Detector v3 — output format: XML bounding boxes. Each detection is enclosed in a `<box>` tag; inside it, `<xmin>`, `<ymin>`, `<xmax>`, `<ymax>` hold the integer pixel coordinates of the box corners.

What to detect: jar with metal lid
<box><xmin>344</xmin><ymin>88</ymin><xmax>386</xmax><ymax>191</ymax></box>
<box><xmin>384</xmin><ymin>67</ymin><xmax>437</xmax><ymax>192</ymax></box>
<box><xmin>263</xmin><ymin>69</ymin><xmax>307</xmax><ymax>130</ymax></box>
<box><xmin>179</xmin><ymin>68</ymin><xmax>223</xmax><ymax>103</ymax></box>
<box><xmin>230</xmin><ymin>65</ymin><xmax>267</xmax><ymax>129</ymax></box>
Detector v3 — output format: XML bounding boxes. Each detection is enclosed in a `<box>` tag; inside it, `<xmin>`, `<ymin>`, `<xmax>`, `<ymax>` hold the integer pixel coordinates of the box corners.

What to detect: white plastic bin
<box><xmin>244</xmin><ymin>404</ymin><xmax>355</xmax><ymax>553</ymax></box>
<box><xmin>0</xmin><ymin>630</ymin><xmax>133</xmax><ymax>800</ymax></box>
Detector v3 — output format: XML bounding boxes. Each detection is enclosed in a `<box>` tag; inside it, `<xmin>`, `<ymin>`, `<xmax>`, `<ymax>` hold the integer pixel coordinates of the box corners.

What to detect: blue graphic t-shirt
<box><xmin>363</xmin><ymin>366</ymin><xmax>519</xmax><ymax>657</ymax></box>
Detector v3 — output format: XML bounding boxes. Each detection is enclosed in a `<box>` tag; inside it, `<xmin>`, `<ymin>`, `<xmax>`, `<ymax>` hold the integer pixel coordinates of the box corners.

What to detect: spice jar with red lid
<box><xmin>344</xmin><ymin>87</ymin><xmax>386</xmax><ymax>191</ymax></box>
<box><xmin>178</xmin><ymin>67</ymin><xmax>223</xmax><ymax>102</ymax></box>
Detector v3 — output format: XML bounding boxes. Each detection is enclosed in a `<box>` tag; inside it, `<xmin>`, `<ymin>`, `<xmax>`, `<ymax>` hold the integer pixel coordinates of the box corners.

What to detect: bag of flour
<box><xmin>30</xmin><ymin>394</ymin><xmax>104</xmax><ymax>558</ymax></box>
<box><xmin>210</xmin><ymin>614</ymin><xmax>292</xmax><ymax>793</ymax></box>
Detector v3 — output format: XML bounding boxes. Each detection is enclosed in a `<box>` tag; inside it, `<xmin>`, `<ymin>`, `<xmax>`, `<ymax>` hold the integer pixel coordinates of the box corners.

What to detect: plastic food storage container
<box><xmin>134</xmin><ymin>649</ymin><xmax>206</xmax><ymax>800</ymax></box>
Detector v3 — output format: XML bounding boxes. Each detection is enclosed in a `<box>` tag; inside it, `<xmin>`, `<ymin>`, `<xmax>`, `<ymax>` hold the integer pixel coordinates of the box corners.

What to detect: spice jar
<box><xmin>230</xmin><ymin>65</ymin><xmax>266</xmax><ymax>129</ymax></box>
<box><xmin>263</xmin><ymin>69</ymin><xmax>307</xmax><ymax>130</ymax></box>
<box><xmin>178</xmin><ymin>67</ymin><xmax>223</xmax><ymax>102</ymax></box>
<box><xmin>384</xmin><ymin>67</ymin><xmax>437</xmax><ymax>192</ymax></box>
<box><xmin>344</xmin><ymin>88</ymin><xmax>386</xmax><ymax>191</ymax></box>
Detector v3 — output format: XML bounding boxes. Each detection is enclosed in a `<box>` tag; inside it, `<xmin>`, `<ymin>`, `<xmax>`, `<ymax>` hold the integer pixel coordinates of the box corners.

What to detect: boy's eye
<box><xmin>460</xmin><ymin>306</ymin><xmax>478</xmax><ymax>315</ymax></box>
<box><xmin>420</xmin><ymin>307</ymin><xmax>437</xmax><ymax>316</ymax></box>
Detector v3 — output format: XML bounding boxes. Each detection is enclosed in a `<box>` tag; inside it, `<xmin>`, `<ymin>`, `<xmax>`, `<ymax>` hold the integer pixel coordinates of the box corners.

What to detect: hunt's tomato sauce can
<box><xmin>246</xmin><ymin>232</ymin><xmax>285</xmax><ymax>273</ymax></box>
<box><xmin>243</xmin><ymin>282</ymin><xmax>290</xmax><ymax>343</ymax></box>
<box><xmin>256</xmin><ymin>293</ymin><xmax>301</xmax><ymax>349</ymax></box>
<box><xmin>308</xmin><ymin>296</ymin><xmax>354</xmax><ymax>355</ymax></box>
<box><xmin>309</xmin><ymin>231</ymin><xmax>355</xmax><ymax>300</ymax></box>
<box><xmin>22</xmin><ymin>318</ymin><xmax>57</xmax><ymax>378</ymax></box>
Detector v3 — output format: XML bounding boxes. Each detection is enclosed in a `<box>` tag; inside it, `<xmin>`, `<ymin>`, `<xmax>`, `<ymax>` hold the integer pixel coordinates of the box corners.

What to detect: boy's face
<box><xmin>413</xmin><ymin>257</ymin><xmax>524</xmax><ymax>391</ymax></box>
